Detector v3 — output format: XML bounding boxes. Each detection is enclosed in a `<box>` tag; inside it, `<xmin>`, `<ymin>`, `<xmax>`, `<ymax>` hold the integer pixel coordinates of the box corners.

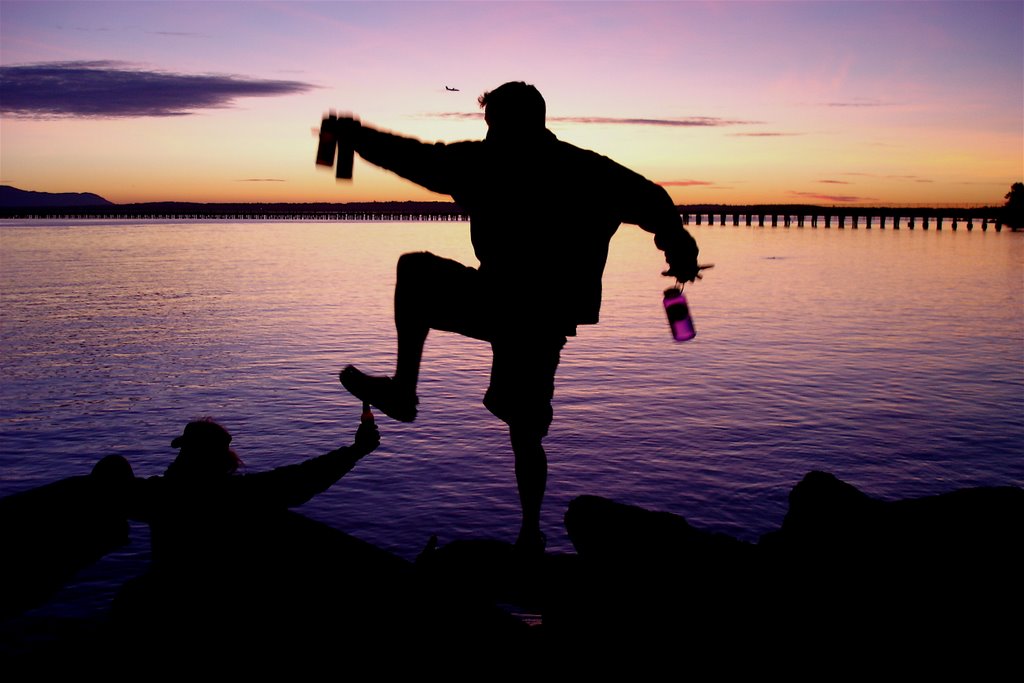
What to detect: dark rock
<box><xmin>0</xmin><ymin>455</ymin><xmax>134</xmax><ymax>619</ymax></box>
<box><xmin>7</xmin><ymin>463</ymin><xmax>1019</xmax><ymax>671</ymax></box>
<box><xmin>552</xmin><ymin>474</ymin><xmax>1022</xmax><ymax>669</ymax></box>
<box><xmin>110</xmin><ymin>513</ymin><xmax>534</xmax><ymax>668</ymax></box>
<box><xmin>414</xmin><ymin>536</ymin><xmax>553</xmax><ymax>614</ymax></box>
<box><xmin>761</xmin><ymin>470</ymin><xmax>1023</xmax><ymax>555</ymax></box>
<box><xmin>565</xmin><ymin>493</ymin><xmax>753</xmax><ymax>568</ymax></box>
<box><xmin>553</xmin><ymin>495</ymin><xmax>758</xmax><ymax>658</ymax></box>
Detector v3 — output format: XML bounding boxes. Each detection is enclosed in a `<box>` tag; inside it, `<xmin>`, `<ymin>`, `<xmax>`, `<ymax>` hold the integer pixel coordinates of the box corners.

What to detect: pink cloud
<box><xmin>553</xmin><ymin>116</ymin><xmax>757</xmax><ymax>127</ymax></box>
<box><xmin>790</xmin><ymin>191</ymin><xmax>876</xmax><ymax>203</ymax></box>
<box><xmin>824</xmin><ymin>99</ymin><xmax>893</xmax><ymax>107</ymax></box>
<box><xmin>729</xmin><ymin>132</ymin><xmax>801</xmax><ymax>137</ymax></box>
<box><xmin>659</xmin><ymin>180</ymin><xmax>715</xmax><ymax>187</ymax></box>
<box><xmin>428</xmin><ymin>113</ymin><xmax>759</xmax><ymax>127</ymax></box>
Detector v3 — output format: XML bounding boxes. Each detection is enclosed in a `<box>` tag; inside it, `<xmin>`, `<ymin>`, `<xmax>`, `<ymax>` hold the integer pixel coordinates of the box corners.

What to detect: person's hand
<box><xmin>318</xmin><ymin>110</ymin><xmax>359</xmax><ymax>126</ymax></box>
<box><xmin>352</xmin><ymin>419</ymin><xmax>380</xmax><ymax>456</ymax></box>
<box><xmin>663</xmin><ymin>262</ymin><xmax>714</xmax><ymax>284</ymax></box>
<box><xmin>656</xmin><ymin>229</ymin><xmax>708</xmax><ymax>284</ymax></box>
<box><xmin>314</xmin><ymin>112</ymin><xmax>360</xmax><ymax>146</ymax></box>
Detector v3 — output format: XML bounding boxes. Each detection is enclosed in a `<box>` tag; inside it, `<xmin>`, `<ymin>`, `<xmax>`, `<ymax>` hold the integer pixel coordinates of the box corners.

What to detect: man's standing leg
<box><xmin>510</xmin><ymin>425</ymin><xmax>547</xmax><ymax>552</ymax></box>
<box><xmin>487</xmin><ymin>334</ymin><xmax>565</xmax><ymax>553</ymax></box>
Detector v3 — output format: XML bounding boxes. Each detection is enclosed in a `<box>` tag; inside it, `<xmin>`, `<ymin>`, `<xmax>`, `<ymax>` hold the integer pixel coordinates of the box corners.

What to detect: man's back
<box><xmin>358</xmin><ymin>125</ymin><xmax>686</xmax><ymax>328</ymax></box>
<box><xmin>463</xmin><ymin>133</ymin><xmax>650</xmax><ymax>328</ymax></box>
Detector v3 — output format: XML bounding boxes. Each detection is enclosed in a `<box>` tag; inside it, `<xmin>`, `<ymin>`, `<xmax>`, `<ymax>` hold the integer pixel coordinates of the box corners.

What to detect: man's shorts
<box><xmin>398</xmin><ymin>251</ymin><xmax>568</xmax><ymax>438</ymax></box>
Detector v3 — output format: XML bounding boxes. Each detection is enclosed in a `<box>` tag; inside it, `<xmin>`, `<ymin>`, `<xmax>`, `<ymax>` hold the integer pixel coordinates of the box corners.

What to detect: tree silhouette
<box><xmin>1003</xmin><ymin>182</ymin><xmax>1024</xmax><ymax>230</ymax></box>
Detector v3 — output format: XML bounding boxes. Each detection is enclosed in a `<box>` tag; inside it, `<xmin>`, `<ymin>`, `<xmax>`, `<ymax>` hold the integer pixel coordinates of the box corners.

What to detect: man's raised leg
<box><xmin>341</xmin><ymin>251</ymin><xmax>486</xmax><ymax>422</ymax></box>
<box><xmin>340</xmin><ymin>252</ymin><xmax>434</xmax><ymax>421</ymax></box>
<box><xmin>392</xmin><ymin>251</ymin><xmax>431</xmax><ymax>393</ymax></box>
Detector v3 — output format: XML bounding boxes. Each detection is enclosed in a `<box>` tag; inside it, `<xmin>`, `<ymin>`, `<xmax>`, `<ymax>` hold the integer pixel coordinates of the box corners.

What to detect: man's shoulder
<box><xmin>441</xmin><ymin>138</ymin><xmax>485</xmax><ymax>161</ymax></box>
<box><xmin>552</xmin><ymin>137</ymin><xmax>612</xmax><ymax>162</ymax></box>
<box><xmin>551</xmin><ymin>138</ymin><xmax>649</xmax><ymax>183</ymax></box>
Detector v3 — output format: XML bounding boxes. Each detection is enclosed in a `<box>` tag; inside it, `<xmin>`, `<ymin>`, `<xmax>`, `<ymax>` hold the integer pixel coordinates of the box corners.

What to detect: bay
<box><xmin>1</xmin><ymin>218</ymin><xmax>1022</xmax><ymax>624</ymax></box>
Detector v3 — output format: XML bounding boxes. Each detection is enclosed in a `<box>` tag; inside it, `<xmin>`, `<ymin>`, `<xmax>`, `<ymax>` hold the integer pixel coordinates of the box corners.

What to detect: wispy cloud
<box><xmin>0</xmin><ymin>61</ymin><xmax>315</xmax><ymax>118</ymax></box>
<box><xmin>428</xmin><ymin>112</ymin><xmax>759</xmax><ymax>127</ymax></box>
<box><xmin>729</xmin><ymin>132</ymin><xmax>800</xmax><ymax>137</ymax></box>
<box><xmin>824</xmin><ymin>99</ymin><xmax>894</xmax><ymax>108</ymax></box>
<box><xmin>841</xmin><ymin>172</ymin><xmax>934</xmax><ymax>183</ymax></box>
<box><xmin>62</xmin><ymin>22</ymin><xmax>203</xmax><ymax>37</ymax></box>
<box><xmin>427</xmin><ymin>112</ymin><xmax>485</xmax><ymax>122</ymax></box>
<box><xmin>552</xmin><ymin>115</ymin><xmax>758</xmax><ymax>127</ymax></box>
<box><xmin>659</xmin><ymin>180</ymin><xmax>715</xmax><ymax>187</ymax></box>
<box><xmin>819</xmin><ymin>180</ymin><xmax>850</xmax><ymax>185</ymax></box>
<box><xmin>790</xmin><ymin>191</ymin><xmax>876</xmax><ymax>203</ymax></box>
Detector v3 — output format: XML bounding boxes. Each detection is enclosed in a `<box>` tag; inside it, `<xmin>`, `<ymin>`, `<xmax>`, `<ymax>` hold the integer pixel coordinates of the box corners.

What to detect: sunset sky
<box><xmin>1</xmin><ymin>1</ymin><xmax>1021</xmax><ymax>206</ymax></box>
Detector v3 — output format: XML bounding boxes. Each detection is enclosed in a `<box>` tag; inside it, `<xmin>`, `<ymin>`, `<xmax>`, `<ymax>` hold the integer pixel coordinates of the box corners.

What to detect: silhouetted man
<box><xmin>333</xmin><ymin>81</ymin><xmax>704</xmax><ymax>552</ymax></box>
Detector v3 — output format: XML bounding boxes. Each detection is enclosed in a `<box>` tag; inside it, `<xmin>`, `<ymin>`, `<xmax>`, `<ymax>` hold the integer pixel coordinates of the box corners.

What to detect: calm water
<box><xmin>1</xmin><ymin>219</ymin><xmax>1022</xmax><ymax>622</ymax></box>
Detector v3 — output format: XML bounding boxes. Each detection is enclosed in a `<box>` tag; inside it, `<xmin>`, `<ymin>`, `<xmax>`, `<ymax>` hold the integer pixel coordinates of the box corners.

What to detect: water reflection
<box><xmin>1</xmin><ymin>220</ymin><xmax>1021</xmax><ymax>560</ymax></box>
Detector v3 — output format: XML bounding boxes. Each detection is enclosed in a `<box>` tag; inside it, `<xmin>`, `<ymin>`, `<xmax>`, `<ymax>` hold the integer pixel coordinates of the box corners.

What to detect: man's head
<box><xmin>479</xmin><ymin>82</ymin><xmax>546</xmax><ymax>135</ymax></box>
<box><xmin>166</xmin><ymin>418</ymin><xmax>240</xmax><ymax>479</ymax></box>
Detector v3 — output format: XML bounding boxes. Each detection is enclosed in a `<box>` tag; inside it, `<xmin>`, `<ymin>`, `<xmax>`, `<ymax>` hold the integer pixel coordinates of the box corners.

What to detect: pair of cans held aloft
<box><xmin>316</xmin><ymin>115</ymin><xmax>357</xmax><ymax>180</ymax></box>
<box><xmin>663</xmin><ymin>287</ymin><xmax>696</xmax><ymax>342</ymax></box>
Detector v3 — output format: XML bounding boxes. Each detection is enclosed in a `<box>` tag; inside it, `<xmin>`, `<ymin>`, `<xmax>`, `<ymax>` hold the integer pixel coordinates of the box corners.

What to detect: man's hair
<box><xmin>478</xmin><ymin>81</ymin><xmax>545</xmax><ymax>131</ymax></box>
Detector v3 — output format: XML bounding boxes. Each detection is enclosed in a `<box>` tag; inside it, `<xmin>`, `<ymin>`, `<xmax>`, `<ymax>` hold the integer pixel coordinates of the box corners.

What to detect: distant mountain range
<box><xmin>0</xmin><ymin>187</ymin><xmax>464</xmax><ymax>215</ymax></box>
<box><xmin>0</xmin><ymin>186</ymin><xmax>113</xmax><ymax>208</ymax></box>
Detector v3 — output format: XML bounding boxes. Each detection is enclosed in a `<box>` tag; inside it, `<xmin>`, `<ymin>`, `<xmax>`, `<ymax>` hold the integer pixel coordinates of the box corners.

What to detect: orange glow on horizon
<box><xmin>1</xmin><ymin>2</ymin><xmax>1019</xmax><ymax>209</ymax></box>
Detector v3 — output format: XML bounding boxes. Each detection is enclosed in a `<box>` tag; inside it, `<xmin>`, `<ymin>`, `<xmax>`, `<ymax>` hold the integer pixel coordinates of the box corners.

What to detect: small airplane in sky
<box><xmin>445</xmin><ymin>86</ymin><xmax>460</xmax><ymax>91</ymax></box>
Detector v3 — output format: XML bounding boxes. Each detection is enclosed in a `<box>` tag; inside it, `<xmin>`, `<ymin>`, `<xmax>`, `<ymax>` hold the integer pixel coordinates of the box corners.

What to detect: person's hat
<box><xmin>171</xmin><ymin>420</ymin><xmax>232</xmax><ymax>449</ymax></box>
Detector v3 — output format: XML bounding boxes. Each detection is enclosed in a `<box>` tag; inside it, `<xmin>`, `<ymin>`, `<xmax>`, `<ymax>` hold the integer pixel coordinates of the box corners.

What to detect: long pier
<box><xmin>0</xmin><ymin>210</ymin><xmax>468</xmax><ymax>222</ymax></box>
<box><xmin>0</xmin><ymin>203</ymin><xmax>1013</xmax><ymax>230</ymax></box>
<box><xmin>681</xmin><ymin>206</ymin><xmax>1008</xmax><ymax>231</ymax></box>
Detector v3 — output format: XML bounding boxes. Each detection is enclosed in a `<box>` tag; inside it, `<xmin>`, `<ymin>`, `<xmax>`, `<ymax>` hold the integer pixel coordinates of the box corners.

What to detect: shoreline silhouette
<box><xmin>2</xmin><ymin>461</ymin><xmax>1019</xmax><ymax>670</ymax></box>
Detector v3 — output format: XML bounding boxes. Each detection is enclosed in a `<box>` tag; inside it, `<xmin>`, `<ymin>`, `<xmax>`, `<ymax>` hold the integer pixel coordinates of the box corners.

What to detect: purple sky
<box><xmin>1</xmin><ymin>1</ymin><xmax>1021</xmax><ymax>205</ymax></box>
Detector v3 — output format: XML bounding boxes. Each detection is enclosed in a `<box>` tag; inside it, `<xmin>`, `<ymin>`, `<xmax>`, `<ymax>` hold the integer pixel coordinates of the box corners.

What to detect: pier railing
<box><xmin>0</xmin><ymin>203</ymin><xmax>1014</xmax><ymax>230</ymax></box>
<box><xmin>0</xmin><ymin>210</ymin><xmax>468</xmax><ymax>221</ymax></box>
<box><xmin>0</xmin><ymin>201</ymin><xmax>469</xmax><ymax>222</ymax></box>
<box><xmin>679</xmin><ymin>205</ymin><xmax>1009</xmax><ymax>231</ymax></box>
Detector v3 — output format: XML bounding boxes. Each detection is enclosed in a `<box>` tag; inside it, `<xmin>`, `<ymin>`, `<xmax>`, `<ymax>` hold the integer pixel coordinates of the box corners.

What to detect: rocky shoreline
<box><xmin>2</xmin><ymin>468</ymin><xmax>1020</xmax><ymax>672</ymax></box>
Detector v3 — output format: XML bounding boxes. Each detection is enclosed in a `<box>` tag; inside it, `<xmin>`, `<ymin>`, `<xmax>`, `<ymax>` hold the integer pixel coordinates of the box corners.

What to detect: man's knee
<box><xmin>509</xmin><ymin>423</ymin><xmax>549</xmax><ymax>451</ymax></box>
<box><xmin>396</xmin><ymin>251</ymin><xmax>440</xmax><ymax>281</ymax></box>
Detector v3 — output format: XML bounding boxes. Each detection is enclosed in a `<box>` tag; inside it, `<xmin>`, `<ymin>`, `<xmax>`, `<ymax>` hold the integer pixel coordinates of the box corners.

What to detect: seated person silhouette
<box><xmin>113</xmin><ymin>416</ymin><xmax>380</xmax><ymax>650</ymax></box>
<box><xmin>332</xmin><ymin>81</ymin><xmax>705</xmax><ymax>553</ymax></box>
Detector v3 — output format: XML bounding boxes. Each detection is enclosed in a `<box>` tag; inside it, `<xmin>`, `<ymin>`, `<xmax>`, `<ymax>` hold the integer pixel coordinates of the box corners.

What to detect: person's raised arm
<box><xmin>238</xmin><ymin>418</ymin><xmax>381</xmax><ymax>509</ymax></box>
<box><xmin>330</xmin><ymin>116</ymin><xmax>459</xmax><ymax>197</ymax></box>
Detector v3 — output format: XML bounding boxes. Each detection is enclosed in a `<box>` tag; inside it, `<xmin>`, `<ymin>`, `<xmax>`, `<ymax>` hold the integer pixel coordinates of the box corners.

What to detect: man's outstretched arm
<box><xmin>339</xmin><ymin>118</ymin><xmax>461</xmax><ymax>197</ymax></box>
<box><xmin>237</xmin><ymin>419</ymin><xmax>381</xmax><ymax>509</ymax></box>
<box><xmin>615</xmin><ymin>167</ymin><xmax>702</xmax><ymax>283</ymax></box>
